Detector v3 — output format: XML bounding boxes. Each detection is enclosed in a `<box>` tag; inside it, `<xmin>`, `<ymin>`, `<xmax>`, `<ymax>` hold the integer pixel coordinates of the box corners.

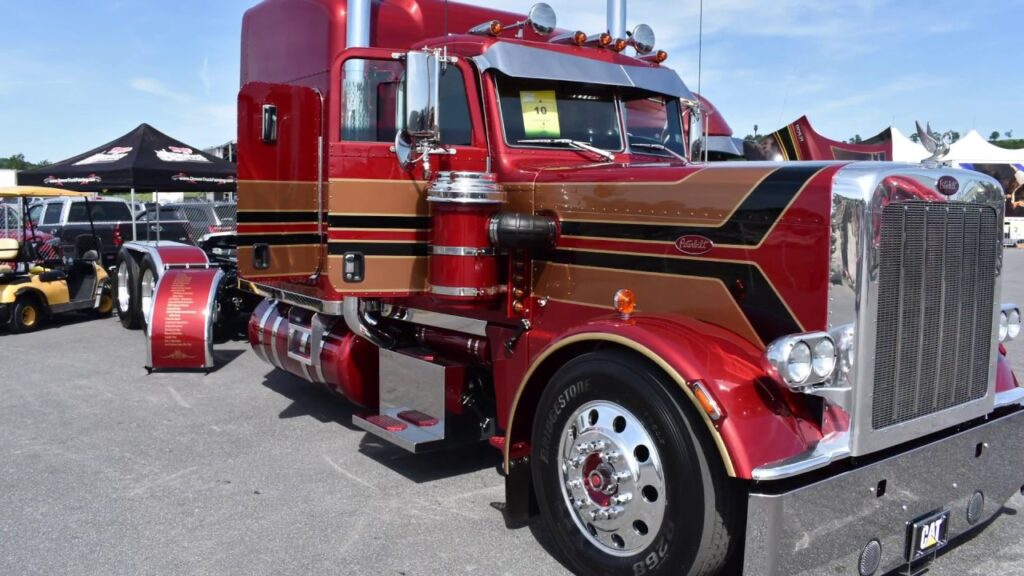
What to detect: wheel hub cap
<box><xmin>559</xmin><ymin>400</ymin><xmax>666</xmax><ymax>556</ymax></box>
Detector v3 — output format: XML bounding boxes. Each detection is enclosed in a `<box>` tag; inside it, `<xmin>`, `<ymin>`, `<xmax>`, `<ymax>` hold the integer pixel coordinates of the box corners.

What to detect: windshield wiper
<box><xmin>517</xmin><ymin>139</ymin><xmax>616</xmax><ymax>162</ymax></box>
<box><xmin>630</xmin><ymin>142</ymin><xmax>686</xmax><ymax>161</ymax></box>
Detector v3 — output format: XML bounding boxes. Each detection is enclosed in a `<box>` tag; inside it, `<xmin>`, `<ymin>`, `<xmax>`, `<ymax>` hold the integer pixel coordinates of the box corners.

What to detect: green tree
<box><xmin>0</xmin><ymin>154</ymin><xmax>50</xmax><ymax>170</ymax></box>
<box><xmin>990</xmin><ymin>131</ymin><xmax>1001</xmax><ymax>141</ymax></box>
<box><xmin>848</xmin><ymin>134</ymin><xmax>863</xmax><ymax>144</ymax></box>
<box><xmin>1006</xmin><ymin>130</ymin><xmax>1014</xmax><ymax>139</ymax></box>
<box><xmin>949</xmin><ymin>131</ymin><xmax>961</xmax><ymax>143</ymax></box>
<box><xmin>909</xmin><ymin>132</ymin><xmax>920</xmax><ymax>143</ymax></box>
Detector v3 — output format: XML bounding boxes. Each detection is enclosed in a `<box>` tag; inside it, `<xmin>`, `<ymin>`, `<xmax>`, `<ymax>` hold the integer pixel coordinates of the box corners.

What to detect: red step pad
<box><xmin>364</xmin><ymin>414</ymin><xmax>408</xmax><ymax>432</ymax></box>
<box><xmin>397</xmin><ymin>410</ymin><xmax>439</xmax><ymax>427</ymax></box>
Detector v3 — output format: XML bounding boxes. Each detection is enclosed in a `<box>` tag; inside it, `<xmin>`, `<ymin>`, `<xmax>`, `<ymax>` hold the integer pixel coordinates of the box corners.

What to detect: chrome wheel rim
<box><xmin>116</xmin><ymin>261</ymin><xmax>130</xmax><ymax>314</ymax></box>
<box><xmin>559</xmin><ymin>400</ymin><xmax>666</xmax><ymax>556</ymax></box>
<box><xmin>140</xmin><ymin>269</ymin><xmax>155</xmax><ymax>325</ymax></box>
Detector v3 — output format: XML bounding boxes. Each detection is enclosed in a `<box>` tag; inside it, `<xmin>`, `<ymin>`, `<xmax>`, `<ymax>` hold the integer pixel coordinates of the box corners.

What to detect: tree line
<box><xmin>0</xmin><ymin>154</ymin><xmax>51</xmax><ymax>171</ymax></box>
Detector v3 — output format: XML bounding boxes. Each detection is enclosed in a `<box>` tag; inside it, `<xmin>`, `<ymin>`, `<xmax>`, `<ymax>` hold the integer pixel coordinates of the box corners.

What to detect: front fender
<box><xmin>510</xmin><ymin>313</ymin><xmax>823</xmax><ymax>479</ymax></box>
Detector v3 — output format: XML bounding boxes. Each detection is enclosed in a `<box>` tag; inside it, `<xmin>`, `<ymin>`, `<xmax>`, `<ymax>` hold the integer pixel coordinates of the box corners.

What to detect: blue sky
<box><xmin>1</xmin><ymin>0</ymin><xmax>1021</xmax><ymax>162</ymax></box>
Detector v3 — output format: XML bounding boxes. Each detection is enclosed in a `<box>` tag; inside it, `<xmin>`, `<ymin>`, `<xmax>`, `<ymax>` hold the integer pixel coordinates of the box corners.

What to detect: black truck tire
<box><xmin>9</xmin><ymin>295</ymin><xmax>44</xmax><ymax>334</ymax></box>
<box><xmin>531</xmin><ymin>350</ymin><xmax>739</xmax><ymax>576</ymax></box>
<box><xmin>114</xmin><ymin>250</ymin><xmax>142</xmax><ymax>329</ymax></box>
<box><xmin>138</xmin><ymin>255</ymin><xmax>160</xmax><ymax>334</ymax></box>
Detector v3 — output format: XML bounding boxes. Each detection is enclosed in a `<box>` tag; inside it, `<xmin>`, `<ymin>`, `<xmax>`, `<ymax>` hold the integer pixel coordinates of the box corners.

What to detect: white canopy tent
<box><xmin>890</xmin><ymin>127</ymin><xmax>930</xmax><ymax>162</ymax></box>
<box><xmin>943</xmin><ymin>130</ymin><xmax>1024</xmax><ymax>165</ymax></box>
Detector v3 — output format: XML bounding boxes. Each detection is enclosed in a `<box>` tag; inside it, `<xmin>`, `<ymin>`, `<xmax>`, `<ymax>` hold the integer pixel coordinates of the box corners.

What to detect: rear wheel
<box><xmin>9</xmin><ymin>296</ymin><xmax>43</xmax><ymax>333</ymax></box>
<box><xmin>531</xmin><ymin>350</ymin><xmax>738</xmax><ymax>576</ymax></box>
<box><xmin>114</xmin><ymin>251</ymin><xmax>141</xmax><ymax>329</ymax></box>
<box><xmin>138</xmin><ymin>255</ymin><xmax>160</xmax><ymax>333</ymax></box>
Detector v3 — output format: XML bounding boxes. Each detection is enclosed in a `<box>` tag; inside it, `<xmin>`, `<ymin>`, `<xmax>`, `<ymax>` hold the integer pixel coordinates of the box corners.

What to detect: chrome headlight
<box><xmin>1001</xmin><ymin>304</ymin><xmax>1021</xmax><ymax>342</ymax></box>
<box><xmin>765</xmin><ymin>332</ymin><xmax>838</xmax><ymax>390</ymax></box>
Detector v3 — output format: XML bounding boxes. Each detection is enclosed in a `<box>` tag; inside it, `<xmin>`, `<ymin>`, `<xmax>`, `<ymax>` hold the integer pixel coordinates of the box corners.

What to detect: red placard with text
<box><xmin>146</xmin><ymin>268</ymin><xmax>223</xmax><ymax>371</ymax></box>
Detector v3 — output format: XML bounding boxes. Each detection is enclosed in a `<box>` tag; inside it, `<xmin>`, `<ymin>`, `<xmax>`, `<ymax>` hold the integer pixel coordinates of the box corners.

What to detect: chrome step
<box><xmin>353</xmin><ymin>408</ymin><xmax>448</xmax><ymax>453</ymax></box>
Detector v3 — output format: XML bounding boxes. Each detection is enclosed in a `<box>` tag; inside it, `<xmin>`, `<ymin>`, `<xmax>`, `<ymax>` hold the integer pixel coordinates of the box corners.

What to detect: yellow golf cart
<box><xmin>0</xmin><ymin>186</ymin><xmax>113</xmax><ymax>333</ymax></box>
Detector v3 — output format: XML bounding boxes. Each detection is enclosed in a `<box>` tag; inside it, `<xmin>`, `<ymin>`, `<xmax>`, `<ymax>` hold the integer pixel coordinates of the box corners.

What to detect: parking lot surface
<box><xmin>3</xmin><ymin>251</ymin><xmax>1024</xmax><ymax>576</ymax></box>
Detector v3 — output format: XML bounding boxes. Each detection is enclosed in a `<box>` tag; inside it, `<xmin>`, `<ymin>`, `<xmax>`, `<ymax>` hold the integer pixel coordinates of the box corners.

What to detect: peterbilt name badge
<box><xmin>937</xmin><ymin>176</ymin><xmax>960</xmax><ymax>196</ymax></box>
<box><xmin>675</xmin><ymin>235</ymin><xmax>714</xmax><ymax>255</ymax></box>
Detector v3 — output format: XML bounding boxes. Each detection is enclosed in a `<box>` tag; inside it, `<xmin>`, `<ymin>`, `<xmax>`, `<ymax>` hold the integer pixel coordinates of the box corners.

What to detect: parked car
<box><xmin>144</xmin><ymin>201</ymin><xmax>236</xmax><ymax>243</ymax></box>
<box><xmin>28</xmin><ymin>197</ymin><xmax>192</xmax><ymax>268</ymax></box>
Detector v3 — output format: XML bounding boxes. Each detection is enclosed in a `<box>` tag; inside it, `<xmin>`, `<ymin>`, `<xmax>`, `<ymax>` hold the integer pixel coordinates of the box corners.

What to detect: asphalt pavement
<box><xmin>3</xmin><ymin>251</ymin><xmax>1024</xmax><ymax>576</ymax></box>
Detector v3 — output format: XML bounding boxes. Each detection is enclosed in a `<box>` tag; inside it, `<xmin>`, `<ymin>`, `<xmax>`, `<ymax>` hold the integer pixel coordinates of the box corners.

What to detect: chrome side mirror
<box><xmin>394</xmin><ymin>131</ymin><xmax>415</xmax><ymax>171</ymax></box>
<box><xmin>686</xmin><ymin>102</ymin><xmax>705</xmax><ymax>163</ymax></box>
<box><xmin>403</xmin><ymin>51</ymin><xmax>440</xmax><ymax>141</ymax></box>
<box><xmin>526</xmin><ymin>3</ymin><xmax>557</xmax><ymax>35</ymax></box>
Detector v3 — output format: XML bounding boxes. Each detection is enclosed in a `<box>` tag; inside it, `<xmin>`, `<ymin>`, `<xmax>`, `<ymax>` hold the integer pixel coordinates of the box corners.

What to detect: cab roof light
<box><xmin>469</xmin><ymin>20</ymin><xmax>504</xmax><ymax>37</ymax></box>
<box><xmin>551</xmin><ymin>30</ymin><xmax>588</xmax><ymax>46</ymax></box>
<box><xmin>640</xmin><ymin>50</ymin><xmax>669</xmax><ymax>64</ymax></box>
<box><xmin>585</xmin><ymin>32</ymin><xmax>614</xmax><ymax>48</ymax></box>
<box><xmin>611</xmin><ymin>38</ymin><xmax>628</xmax><ymax>52</ymax></box>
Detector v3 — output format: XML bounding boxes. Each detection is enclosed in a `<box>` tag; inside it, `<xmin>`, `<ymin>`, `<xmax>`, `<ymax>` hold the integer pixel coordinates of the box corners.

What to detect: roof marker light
<box><xmin>469</xmin><ymin>20</ymin><xmax>503</xmax><ymax>36</ymax></box>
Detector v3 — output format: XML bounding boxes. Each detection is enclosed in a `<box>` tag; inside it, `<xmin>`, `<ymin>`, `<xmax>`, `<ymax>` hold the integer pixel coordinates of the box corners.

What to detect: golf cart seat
<box><xmin>0</xmin><ymin>238</ymin><xmax>19</xmax><ymax>261</ymax></box>
<box><xmin>39</xmin><ymin>269</ymin><xmax>67</xmax><ymax>283</ymax></box>
<box><xmin>74</xmin><ymin>234</ymin><xmax>102</xmax><ymax>260</ymax></box>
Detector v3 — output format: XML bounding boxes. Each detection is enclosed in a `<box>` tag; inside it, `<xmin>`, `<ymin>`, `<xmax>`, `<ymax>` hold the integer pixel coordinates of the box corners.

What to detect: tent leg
<box><xmin>130</xmin><ymin>187</ymin><xmax>137</xmax><ymax>241</ymax></box>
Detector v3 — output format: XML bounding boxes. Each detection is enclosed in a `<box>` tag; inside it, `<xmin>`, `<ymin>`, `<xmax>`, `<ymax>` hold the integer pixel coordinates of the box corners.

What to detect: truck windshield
<box><xmin>496</xmin><ymin>74</ymin><xmax>622</xmax><ymax>152</ymax></box>
<box><xmin>624</xmin><ymin>95</ymin><xmax>686</xmax><ymax>158</ymax></box>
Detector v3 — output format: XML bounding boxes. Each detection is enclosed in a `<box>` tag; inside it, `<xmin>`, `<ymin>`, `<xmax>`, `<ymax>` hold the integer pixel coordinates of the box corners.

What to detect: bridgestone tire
<box><xmin>138</xmin><ymin>255</ymin><xmax>160</xmax><ymax>334</ymax></box>
<box><xmin>114</xmin><ymin>250</ymin><xmax>142</xmax><ymax>329</ymax></box>
<box><xmin>531</xmin><ymin>350</ymin><xmax>739</xmax><ymax>576</ymax></box>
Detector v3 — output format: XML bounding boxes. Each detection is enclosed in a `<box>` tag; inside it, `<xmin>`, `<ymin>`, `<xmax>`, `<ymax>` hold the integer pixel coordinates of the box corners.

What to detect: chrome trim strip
<box><xmin>204</xmin><ymin>269</ymin><xmax>224</xmax><ymax>369</ymax></box>
<box><xmin>751</xmin><ymin>432</ymin><xmax>851</xmax><ymax>481</ymax></box>
<box><xmin>268</xmin><ymin>316</ymin><xmax>284</xmax><ymax>369</ymax></box>
<box><xmin>384</xmin><ymin>306</ymin><xmax>490</xmax><ymax>337</ymax></box>
<box><xmin>429</xmin><ymin>285</ymin><xmax>501</xmax><ymax>297</ymax></box>
<box><xmin>252</xmin><ymin>300</ymin><xmax>276</xmax><ymax>364</ymax></box>
<box><xmin>995</xmin><ymin>387</ymin><xmax>1024</xmax><ymax>408</ymax></box>
<box><xmin>343</xmin><ymin>297</ymin><xmax>396</xmax><ymax>349</ymax></box>
<box><xmin>246</xmin><ymin>282</ymin><xmax>343</xmax><ymax>315</ymax></box>
<box><xmin>429</xmin><ymin>245</ymin><xmax>497</xmax><ymax>256</ymax></box>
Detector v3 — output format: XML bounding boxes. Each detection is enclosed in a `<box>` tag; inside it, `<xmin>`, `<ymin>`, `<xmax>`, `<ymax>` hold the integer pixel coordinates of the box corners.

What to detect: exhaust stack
<box><xmin>607</xmin><ymin>0</ymin><xmax>626</xmax><ymax>40</ymax></box>
<box><xmin>347</xmin><ymin>0</ymin><xmax>371</xmax><ymax>48</ymax></box>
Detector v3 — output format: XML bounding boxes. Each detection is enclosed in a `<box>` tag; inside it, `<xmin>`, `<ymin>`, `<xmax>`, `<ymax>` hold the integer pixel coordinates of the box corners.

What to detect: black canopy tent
<box><xmin>18</xmin><ymin>123</ymin><xmax>236</xmax><ymax>240</ymax></box>
<box><xmin>17</xmin><ymin>123</ymin><xmax>236</xmax><ymax>192</ymax></box>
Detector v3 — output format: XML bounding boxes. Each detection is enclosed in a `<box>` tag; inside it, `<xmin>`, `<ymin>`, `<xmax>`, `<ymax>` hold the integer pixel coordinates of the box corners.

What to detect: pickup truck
<box><xmin>28</xmin><ymin>197</ymin><xmax>191</xmax><ymax>268</ymax></box>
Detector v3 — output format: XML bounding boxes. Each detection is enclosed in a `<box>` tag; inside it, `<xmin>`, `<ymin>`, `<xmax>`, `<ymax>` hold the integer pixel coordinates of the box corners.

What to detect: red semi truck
<box><xmin>190</xmin><ymin>0</ymin><xmax>1024</xmax><ymax>573</ymax></box>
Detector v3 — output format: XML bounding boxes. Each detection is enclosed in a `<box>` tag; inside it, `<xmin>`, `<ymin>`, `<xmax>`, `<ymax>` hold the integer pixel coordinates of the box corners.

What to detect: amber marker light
<box><xmin>612</xmin><ymin>38</ymin><xmax>628</xmax><ymax>52</ymax></box>
<box><xmin>573</xmin><ymin>30</ymin><xmax>587</xmax><ymax>45</ymax></box>
<box><xmin>489</xmin><ymin>20</ymin><xmax>504</xmax><ymax>35</ymax></box>
<box><xmin>692</xmin><ymin>381</ymin><xmax>723</xmax><ymax>421</ymax></box>
<box><xmin>644</xmin><ymin>50</ymin><xmax>669</xmax><ymax>63</ymax></box>
<box><xmin>613</xmin><ymin>288</ymin><xmax>637</xmax><ymax>316</ymax></box>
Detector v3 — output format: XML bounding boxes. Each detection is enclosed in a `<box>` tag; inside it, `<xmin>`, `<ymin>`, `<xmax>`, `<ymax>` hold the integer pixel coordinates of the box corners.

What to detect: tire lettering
<box><xmin>537</xmin><ymin>378</ymin><xmax>591</xmax><ymax>465</ymax></box>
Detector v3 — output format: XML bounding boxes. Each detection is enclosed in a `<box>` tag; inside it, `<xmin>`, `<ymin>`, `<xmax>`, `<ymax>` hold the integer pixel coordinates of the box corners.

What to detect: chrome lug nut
<box><xmin>612</xmin><ymin>492</ymin><xmax>633</xmax><ymax>505</ymax></box>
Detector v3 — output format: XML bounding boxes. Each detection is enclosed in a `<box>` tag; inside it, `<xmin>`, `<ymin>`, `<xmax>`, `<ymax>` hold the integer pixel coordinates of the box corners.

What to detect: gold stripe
<box><xmin>503</xmin><ymin>333</ymin><xmax>736</xmax><ymax>477</ymax></box>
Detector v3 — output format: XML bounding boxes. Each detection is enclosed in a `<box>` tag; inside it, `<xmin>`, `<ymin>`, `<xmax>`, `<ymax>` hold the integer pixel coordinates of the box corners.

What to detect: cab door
<box><xmin>326</xmin><ymin>49</ymin><xmax>488</xmax><ymax>296</ymax></box>
<box><xmin>237</xmin><ymin>82</ymin><xmax>324</xmax><ymax>282</ymax></box>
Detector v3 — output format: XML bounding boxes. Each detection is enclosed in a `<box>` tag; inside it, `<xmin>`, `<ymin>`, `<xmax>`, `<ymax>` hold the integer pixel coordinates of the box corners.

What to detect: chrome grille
<box><xmin>871</xmin><ymin>202</ymin><xmax>998</xmax><ymax>430</ymax></box>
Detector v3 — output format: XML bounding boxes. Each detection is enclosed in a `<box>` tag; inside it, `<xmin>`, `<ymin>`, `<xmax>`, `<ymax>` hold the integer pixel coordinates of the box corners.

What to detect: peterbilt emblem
<box><xmin>674</xmin><ymin>235</ymin><xmax>714</xmax><ymax>255</ymax></box>
<box><xmin>937</xmin><ymin>175</ymin><xmax>959</xmax><ymax>196</ymax></box>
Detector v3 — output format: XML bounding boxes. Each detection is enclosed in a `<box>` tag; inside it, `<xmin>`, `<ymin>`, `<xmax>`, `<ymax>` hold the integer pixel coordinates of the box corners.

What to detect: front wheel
<box><xmin>9</xmin><ymin>296</ymin><xmax>44</xmax><ymax>333</ymax></box>
<box><xmin>531</xmin><ymin>350</ymin><xmax>739</xmax><ymax>576</ymax></box>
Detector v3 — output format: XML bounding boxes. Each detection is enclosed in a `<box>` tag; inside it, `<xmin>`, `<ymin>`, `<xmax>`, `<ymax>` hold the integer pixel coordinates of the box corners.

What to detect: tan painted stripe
<box><xmin>534</xmin><ymin>262</ymin><xmax>763</xmax><ymax>347</ymax></box>
<box><xmin>238</xmin><ymin>245</ymin><xmax>321</xmax><ymax>278</ymax></box>
<box><xmin>535</xmin><ymin>166</ymin><xmax>778</xmax><ymax>228</ymax></box>
<box><xmin>328</xmin><ymin>179</ymin><xmax>429</xmax><ymax>217</ymax></box>
<box><xmin>326</xmin><ymin>255</ymin><xmax>427</xmax><ymax>293</ymax></box>
<box><xmin>238</xmin><ymin>180</ymin><xmax>319</xmax><ymax>212</ymax></box>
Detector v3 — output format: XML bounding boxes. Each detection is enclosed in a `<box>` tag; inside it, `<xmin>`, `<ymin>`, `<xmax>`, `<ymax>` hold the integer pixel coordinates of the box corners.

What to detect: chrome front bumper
<box><xmin>743</xmin><ymin>407</ymin><xmax>1024</xmax><ymax>576</ymax></box>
